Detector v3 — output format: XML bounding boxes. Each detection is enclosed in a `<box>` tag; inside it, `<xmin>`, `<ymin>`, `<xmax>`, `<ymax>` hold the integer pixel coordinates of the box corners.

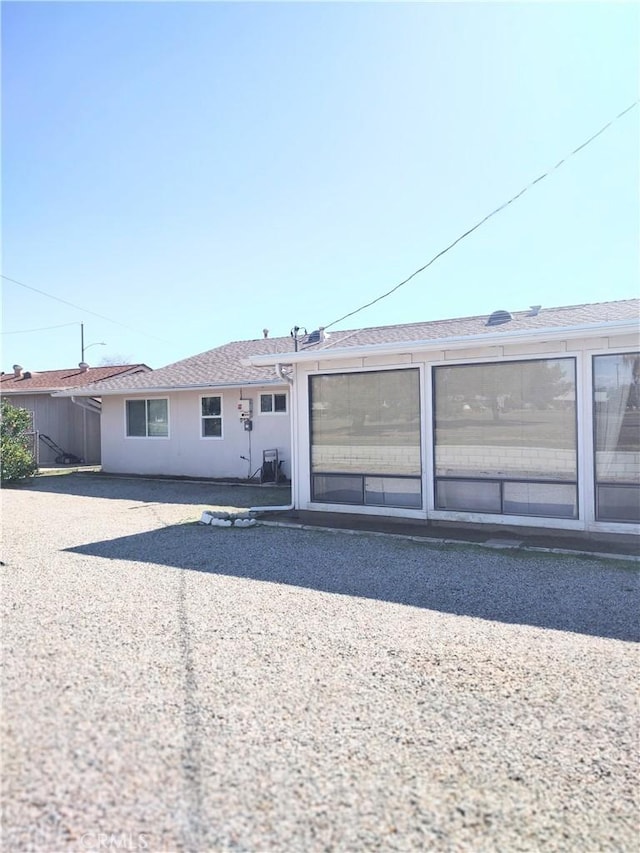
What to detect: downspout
<box><xmin>250</xmin><ymin>363</ymin><xmax>295</xmax><ymax>513</ymax></box>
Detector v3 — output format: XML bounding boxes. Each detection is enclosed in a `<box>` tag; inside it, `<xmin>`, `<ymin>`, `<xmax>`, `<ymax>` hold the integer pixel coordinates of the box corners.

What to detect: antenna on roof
<box><xmin>290</xmin><ymin>326</ymin><xmax>307</xmax><ymax>352</ymax></box>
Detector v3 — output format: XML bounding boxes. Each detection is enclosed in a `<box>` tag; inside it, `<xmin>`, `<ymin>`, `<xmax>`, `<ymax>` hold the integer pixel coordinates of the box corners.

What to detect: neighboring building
<box><xmin>1</xmin><ymin>363</ymin><xmax>150</xmax><ymax>465</ymax></box>
<box><xmin>247</xmin><ymin>299</ymin><xmax>640</xmax><ymax>535</ymax></box>
<box><xmin>55</xmin><ymin>336</ymin><xmax>304</xmax><ymax>481</ymax></box>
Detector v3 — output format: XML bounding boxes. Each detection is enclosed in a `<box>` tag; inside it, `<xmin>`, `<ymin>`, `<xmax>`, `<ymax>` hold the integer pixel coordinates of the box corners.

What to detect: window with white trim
<box><xmin>593</xmin><ymin>353</ymin><xmax>640</xmax><ymax>523</ymax></box>
<box><xmin>126</xmin><ymin>399</ymin><xmax>169</xmax><ymax>437</ymax></box>
<box><xmin>260</xmin><ymin>393</ymin><xmax>287</xmax><ymax>414</ymax></box>
<box><xmin>433</xmin><ymin>358</ymin><xmax>578</xmax><ymax>518</ymax></box>
<box><xmin>201</xmin><ymin>396</ymin><xmax>222</xmax><ymax>437</ymax></box>
<box><xmin>309</xmin><ymin>368</ymin><xmax>422</xmax><ymax>508</ymax></box>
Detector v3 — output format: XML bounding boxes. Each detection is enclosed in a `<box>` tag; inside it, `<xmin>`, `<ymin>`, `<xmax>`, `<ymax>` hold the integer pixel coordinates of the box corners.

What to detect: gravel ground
<box><xmin>1</xmin><ymin>474</ymin><xmax>638</xmax><ymax>852</ymax></box>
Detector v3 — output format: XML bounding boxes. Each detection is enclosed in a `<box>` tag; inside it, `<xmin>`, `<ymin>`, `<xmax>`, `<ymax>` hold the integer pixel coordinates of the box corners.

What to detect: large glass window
<box><xmin>593</xmin><ymin>353</ymin><xmax>640</xmax><ymax>522</ymax></box>
<box><xmin>433</xmin><ymin>358</ymin><xmax>577</xmax><ymax>518</ymax></box>
<box><xmin>126</xmin><ymin>399</ymin><xmax>168</xmax><ymax>438</ymax></box>
<box><xmin>309</xmin><ymin>369</ymin><xmax>422</xmax><ymax>508</ymax></box>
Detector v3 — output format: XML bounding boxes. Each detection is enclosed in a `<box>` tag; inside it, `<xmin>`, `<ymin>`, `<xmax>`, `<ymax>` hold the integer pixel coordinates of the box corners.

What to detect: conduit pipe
<box><xmin>250</xmin><ymin>363</ymin><xmax>295</xmax><ymax>513</ymax></box>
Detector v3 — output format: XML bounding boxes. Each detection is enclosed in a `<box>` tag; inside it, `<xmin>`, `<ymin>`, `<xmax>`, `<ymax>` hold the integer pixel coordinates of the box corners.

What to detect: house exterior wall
<box><xmin>5</xmin><ymin>394</ymin><xmax>101</xmax><ymax>465</ymax></box>
<box><xmin>100</xmin><ymin>385</ymin><xmax>291</xmax><ymax>479</ymax></box>
<box><xmin>291</xmin><ymin>331</ymin><xmax>639</xmax><ymax>534</ymax></box>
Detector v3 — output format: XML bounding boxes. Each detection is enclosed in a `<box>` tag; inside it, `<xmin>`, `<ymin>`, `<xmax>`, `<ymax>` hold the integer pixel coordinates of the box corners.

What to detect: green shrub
<box><xmin>1</xmin><ymin>399</ymin><xmax>37</xmax><ymax>483</ymax></box>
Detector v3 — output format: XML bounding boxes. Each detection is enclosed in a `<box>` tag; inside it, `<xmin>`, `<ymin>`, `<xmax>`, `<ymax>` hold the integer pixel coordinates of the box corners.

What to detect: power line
<box><xmin>1</xmin><ymin>274</ymin><xmax>172</xmax><ymax>343</ymax></box>
<box><xmin>324</xmin><ymin>101</ymin><xmax>639</xmax><ymax>331</ymax></box>
<box><xmin>1</xmin><ymin>322</ymin><xmax>80</xmax><ymax>335</ymax></box>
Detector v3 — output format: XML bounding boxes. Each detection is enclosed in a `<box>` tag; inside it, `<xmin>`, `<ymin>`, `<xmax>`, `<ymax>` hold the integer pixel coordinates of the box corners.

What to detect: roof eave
<box><xmin>1</xmin><ymin>388</ymin><xmax>65</xmax><ymax>395</ymax></box>
<box><xmin>53</xmin><ymin>377</ymin><xmax>287</xmax><ymax>397</ymax></box>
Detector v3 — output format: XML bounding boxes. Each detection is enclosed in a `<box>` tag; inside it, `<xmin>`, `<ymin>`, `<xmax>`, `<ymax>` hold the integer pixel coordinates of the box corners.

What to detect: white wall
<box><xmin>100</xmin><ymin>386</ymin><xmax>291</xmax><ymax>479</ymax></box>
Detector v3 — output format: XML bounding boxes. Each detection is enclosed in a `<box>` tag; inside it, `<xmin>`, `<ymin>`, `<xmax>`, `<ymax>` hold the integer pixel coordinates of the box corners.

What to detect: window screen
<box><xmin>593</xmin><ymin>353</ymin><xmax>640</xmax><ymax>522</ymax></box>
<box><xmin>310</xmin><ymin>369</ymin><xmax>421</xmax><ymax>476</ymax></box>
<box><xmin>433</xmin><ymin>359</ymin><xmax>577</xmax><ymax>517</ymax></box>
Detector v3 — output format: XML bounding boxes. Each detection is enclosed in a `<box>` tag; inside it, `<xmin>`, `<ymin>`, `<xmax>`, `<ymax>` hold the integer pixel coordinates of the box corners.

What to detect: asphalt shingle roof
<box><xmin>52</xmin><ymin>298</ymin><xmax>639</xmax><ymax>396</ymax></box>
<box><xmin>1</xmin><ymin>364</ymin><xmax>150</xmax><ymax>394</ymax></box>
<box><xmin>317</xmin><ymin>298</ymin><xmax>639</xmax><ymax>349</ymax></box>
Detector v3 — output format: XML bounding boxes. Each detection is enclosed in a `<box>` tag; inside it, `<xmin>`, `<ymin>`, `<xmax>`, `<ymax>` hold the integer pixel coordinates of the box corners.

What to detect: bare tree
<box><xmin>98</xmin><ymin>354</ymin><xmax>134</xmax><ymax>366</ymax></box>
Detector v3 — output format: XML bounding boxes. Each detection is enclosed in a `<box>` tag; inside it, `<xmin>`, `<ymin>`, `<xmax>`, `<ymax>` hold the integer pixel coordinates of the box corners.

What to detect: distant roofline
<box><xmin>2</xmin><ymin>364</ymin><xmax>151</xmax><ymax>395</ymax></box>
<box><xmin>1</xmin><ymin>363</ymin><xmax>149</xmax><ymax>376</ymax></box>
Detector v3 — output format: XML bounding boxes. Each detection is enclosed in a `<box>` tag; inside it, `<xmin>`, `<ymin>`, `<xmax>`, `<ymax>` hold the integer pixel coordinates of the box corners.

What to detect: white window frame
<box><xmin>428</xmin><ymin>350</ymin><xmax>584</xmax><ymax>530</ymax></box>
<box><xmin>200</xmin><ymin>394</ymin><xmax>223</xmax><ymax>439</ymax></box>
<box><xmin>260</xmin><ymin>392</ymin><xmax>288</xmax><ymax>414</ymax></box>
<box><xmin>124</xmin><ymin>397</ymin><xmax>170</xmax><ymax>439</ymax></box>
<box><xmin>587</xmin><ymin>347</ymin><xmax>640</xmax><ymax>531</ymax></box>
<box><xmin>303</xmin><ymin>363</ymin><xmax>425</xmax><ymax>518</ymax></box>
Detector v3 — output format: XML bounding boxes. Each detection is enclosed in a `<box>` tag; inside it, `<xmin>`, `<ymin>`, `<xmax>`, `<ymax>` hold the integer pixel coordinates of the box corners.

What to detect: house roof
<box><xmin>317</xmin><ymin>298</ymin><xmax>639</xmax><ymax>350</ymax></box>
<box><xmin>55</xmin><ymin>338</ymin><xmax>303</xmax><ymax>396</ymax></box>
<box><xmin>1</xmin><ymin>364</ymin><xmax>151</xmax><ymax>394</ymax></box>
<box><xmin>55</xmin><ymin>298</ymin><xmax>639</xmax><ymax>397</ymax></box>
<box><xmin>250</xmin><ymin>298</ymin><xmax>640</xmax><ymax>365</ymax></box>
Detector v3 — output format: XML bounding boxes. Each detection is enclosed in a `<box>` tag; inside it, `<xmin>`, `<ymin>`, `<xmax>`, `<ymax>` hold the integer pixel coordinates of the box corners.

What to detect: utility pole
<box><xmin>80</xmin><ymin>323</ymin><xmax>106</xmax><ymax>363</ymax></box>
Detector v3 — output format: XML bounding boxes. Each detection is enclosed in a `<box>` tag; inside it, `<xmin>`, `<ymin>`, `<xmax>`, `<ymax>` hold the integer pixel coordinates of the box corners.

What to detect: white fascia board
<box><xmin>246</xmin><ymin>319</ymin><xmax>639</xmax><ymax>366</ymax></box>
<box><xmin>52</xmin><ymin>378</ymin><xmax>287</xmax><ymax>398</ymax></box>
<box><xmin>1</xmin><ymin>389</ymin><xmax>56</xmax><ymax>396</ymax></box>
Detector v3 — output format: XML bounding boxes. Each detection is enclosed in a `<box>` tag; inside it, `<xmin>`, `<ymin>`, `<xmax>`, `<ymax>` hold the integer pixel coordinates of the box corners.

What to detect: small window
<box><xmin>260</xmin><ymin>393</ymin><xmax>287</xmax><ymax>414</ymax></box>
<box><xmin>126</xmin><ymin>399</ymin><xmax>168</xmax><ymax>438</ymax></box>
<box><xmin>201</xmin><ymin>396</ymin><xmax>222</xmax><ymax>438</ymax></box>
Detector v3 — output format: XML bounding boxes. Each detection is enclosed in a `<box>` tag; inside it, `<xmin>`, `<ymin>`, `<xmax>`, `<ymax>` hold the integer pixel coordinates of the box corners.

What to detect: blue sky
<box><xmin>2</xmin><ymin>1</ymin><xmax>638</xmax><ymax>371</ymax></box>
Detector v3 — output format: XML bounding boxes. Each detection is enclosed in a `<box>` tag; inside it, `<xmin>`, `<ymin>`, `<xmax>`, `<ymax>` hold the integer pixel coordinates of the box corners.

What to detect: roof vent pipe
<box><xmin>13</xmin><ymin>364</ymin><xmax>23</xmax><ymax>378</ymax></box>
<box><xmin>263</xmin><ymin>328</ymin><xmax>269</xmax><ymax>339</ymax></box>
<box><xmin>486</xmin><ymin>310</ymin><xmax>513</xmax><ymax>326</ymax></box>
<box><xmin>528</xmin><ymin>305</ymin><xmax>542</xmax><ymax>316</ymax></box>
<box><xmin>78</xmin><ymin>362</ymin><xmax>89</xmax><ymax>372</ymax></box>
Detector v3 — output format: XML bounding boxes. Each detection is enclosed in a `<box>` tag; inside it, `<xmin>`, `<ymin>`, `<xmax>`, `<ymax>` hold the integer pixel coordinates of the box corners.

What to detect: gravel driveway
<box><xmin>2</xmin><ymin>474</ymin><xmax>638</xmax><ymax>852</ymax></box>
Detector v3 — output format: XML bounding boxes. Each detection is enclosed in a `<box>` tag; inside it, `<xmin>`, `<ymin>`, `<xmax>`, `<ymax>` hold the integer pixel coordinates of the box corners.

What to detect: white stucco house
<box><xmin>245</xmin><ymin>298</ymin><xmax>639</xmax><ymax>535</ymax></box>
<box><xmin>56</xmin><ymin>336</ymin><xmax>301</xmax><ymax>481</ymax></box>
<box><xmin>60</xmin><ymin>298</ymin><xmax>639</xmax><ymax>535</ymax></box>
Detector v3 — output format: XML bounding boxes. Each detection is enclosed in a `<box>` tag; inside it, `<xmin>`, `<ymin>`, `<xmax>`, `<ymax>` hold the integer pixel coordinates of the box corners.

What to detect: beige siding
<box><xmin>6</xmin><ymin>395</ymin><xmax>101</xmax><ymax>464</ymax></box>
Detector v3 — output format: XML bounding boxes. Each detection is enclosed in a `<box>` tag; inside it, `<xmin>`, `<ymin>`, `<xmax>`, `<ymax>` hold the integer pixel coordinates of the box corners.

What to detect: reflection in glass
<box><xmin>433</xmin><ymin>358</ymin><xmax>577</xmax><ymax>517</ymax></box>
<box><xmin>593</xmin><ymin>353</ymin><xmax>640</xmax><ymax>522</ymax></box>
<box><xmin>310</xmin><ymin>369</ymin><xmax>421</xmax><ymax>476</ymax></box>
<box><xmin>434</xmin><ymin>359</ymin><xmax>577</xmax><ymax>481</ymax></box>
<box><xmin>310</xmin><ymin>369</ymin><xmax>422</xmax><ymax>508</ymax></box>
